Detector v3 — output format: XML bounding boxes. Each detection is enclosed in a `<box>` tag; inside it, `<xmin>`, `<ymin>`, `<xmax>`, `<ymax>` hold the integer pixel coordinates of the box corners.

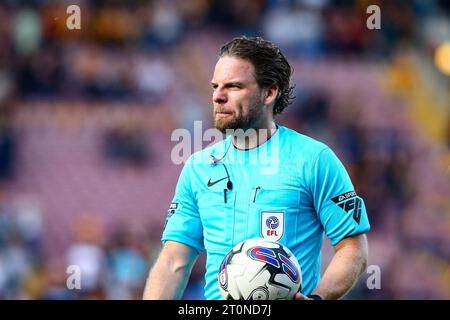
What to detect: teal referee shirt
<box><xmin>162</xmin><ymin>125</ymin><xmax>370</xmax><ymax>299</ymax></box>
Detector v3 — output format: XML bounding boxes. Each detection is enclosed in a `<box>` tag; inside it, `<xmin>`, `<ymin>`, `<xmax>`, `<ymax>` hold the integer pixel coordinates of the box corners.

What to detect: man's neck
<box><xmin>233</xmin><ymin>122</ymin><xmax>277</xmax><ymax>150</ymax></box>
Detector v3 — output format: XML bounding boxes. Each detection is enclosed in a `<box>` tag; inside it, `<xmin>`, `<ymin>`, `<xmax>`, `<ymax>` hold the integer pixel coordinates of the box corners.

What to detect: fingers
<box><xmin>294</xmin><ymin>292</ymin><xmax>312</xmax><ymax>300</ymax></box>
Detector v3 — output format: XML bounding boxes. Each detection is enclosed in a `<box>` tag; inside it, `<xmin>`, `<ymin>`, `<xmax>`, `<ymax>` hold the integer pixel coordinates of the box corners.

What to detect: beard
<box><xmin>214</xmin><ymin>97</ymin><xmax>265</xmax><ymax>134</ymax></box>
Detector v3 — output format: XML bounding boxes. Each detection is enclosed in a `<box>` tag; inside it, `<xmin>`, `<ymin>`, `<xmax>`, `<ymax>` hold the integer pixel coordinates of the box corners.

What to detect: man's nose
<box><xmin>213</xmin><ymin>87</ymin><xmax>227</xmax><ymax>104</ymax></box>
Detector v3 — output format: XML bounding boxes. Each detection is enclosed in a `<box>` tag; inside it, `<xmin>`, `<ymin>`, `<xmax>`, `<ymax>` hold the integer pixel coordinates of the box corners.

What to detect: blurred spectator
<box><xmin>263</xmin><ymin>2</ymin><xmax>324</xmax><ymax>57</ymax></box>
<box><xmin>41</xmin><ymin>258</ymin><xmax>77</xmax><ymax>300</ymax></box>
<box><xmin>102</xmin><ymin>121</ymin><xmax>151</xmax><ymax>168</ymax></box>
<box><xmin>104</xmin><ymin>224</ymin><xmax>149</xmax><ymax>299</ymax></box>
<box><xmin>0</xmin><ymin>105</ymin><xmax>16</xmax><ymax>181</ymax></box>
<box><xmin>13</xmin><ymin>6</ymin><xmax>42</xmax><ymax>56</ymax></box>
<box><xmin>132</xmin><ymin>53</ymin><xmax>175</xmax><ymax>103</ymax></box>
<box><xmin>0</xmin><ymin>197</ymin><xmax>42</xmax><ymax>299</ymax></box>
<box><xmin>65</xmin><ymin>213</ymin><xmax>106</xmax><ymax>295</ymax></box>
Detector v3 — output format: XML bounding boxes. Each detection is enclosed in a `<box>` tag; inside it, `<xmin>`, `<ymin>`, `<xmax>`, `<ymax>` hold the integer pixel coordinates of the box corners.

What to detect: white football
<box><xmin>218</xmin><ymin>238</ymin><xmax>302</xmax><ymax>300</ymax></box>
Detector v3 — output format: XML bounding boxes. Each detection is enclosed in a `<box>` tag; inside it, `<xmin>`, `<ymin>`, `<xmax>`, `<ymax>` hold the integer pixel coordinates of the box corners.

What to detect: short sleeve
<box><xmin>311</xmin><ymin>148</ymin><xmax>370</xmax><ymax>246</ymax></box>
<box><xmin>161</xmin><ymin>159</ymin><xmax>205</xmax><ymax>253</ymax></box>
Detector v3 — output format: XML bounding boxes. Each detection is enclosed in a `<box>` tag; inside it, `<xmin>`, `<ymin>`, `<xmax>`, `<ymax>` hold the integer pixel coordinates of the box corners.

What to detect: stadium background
<box><xmin>0</xmin><ymin>0</ymin><xmax>449</xmax><ymax>299</ymax></box>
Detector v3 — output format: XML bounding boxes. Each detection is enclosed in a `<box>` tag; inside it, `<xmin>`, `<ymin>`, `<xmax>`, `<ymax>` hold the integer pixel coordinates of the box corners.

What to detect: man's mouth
<box><xmin>215</xmin><ymin>111</ymin><xmax>233</xmax><ymax>118</ymax></box>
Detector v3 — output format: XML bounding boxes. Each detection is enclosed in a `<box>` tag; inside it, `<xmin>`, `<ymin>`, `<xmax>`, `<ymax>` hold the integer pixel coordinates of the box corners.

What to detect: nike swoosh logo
<box><xmin>207</xmin><ymin>177</ymin><xmax>227</xmax><ymax>187</ymax></box>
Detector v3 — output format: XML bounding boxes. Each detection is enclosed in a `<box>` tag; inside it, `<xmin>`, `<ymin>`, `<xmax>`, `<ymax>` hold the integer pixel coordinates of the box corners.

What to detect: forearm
<box><xmin>143</xmin><ymin>253</ymin><xmax>193</xmax><ymax>300</ymax></box>
<box><xmin>312</xmin><ymin>238</ymin><xmax>368</xmax><ymax>300</ymax></box>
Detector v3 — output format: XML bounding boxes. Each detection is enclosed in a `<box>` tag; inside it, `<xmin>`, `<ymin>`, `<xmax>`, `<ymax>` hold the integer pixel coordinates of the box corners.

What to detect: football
<box><xmin>218</xmin><ymin>238</ymin><xmax>302</xmax><ymax>300</ymax></box>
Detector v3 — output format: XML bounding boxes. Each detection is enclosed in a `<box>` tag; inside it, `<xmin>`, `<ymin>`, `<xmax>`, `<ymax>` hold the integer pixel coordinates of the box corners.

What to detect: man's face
<box><xmin>211</xmin><ymin>56</ymin><xmax>265</xmax><ymax>133</ymax></box>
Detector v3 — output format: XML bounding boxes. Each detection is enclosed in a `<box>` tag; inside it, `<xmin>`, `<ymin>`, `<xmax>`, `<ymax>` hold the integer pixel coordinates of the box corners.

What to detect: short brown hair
<box><xmin>219</xmin><ymin>36</ymin><xmax>295</xmax><ymax>116</ymax></box>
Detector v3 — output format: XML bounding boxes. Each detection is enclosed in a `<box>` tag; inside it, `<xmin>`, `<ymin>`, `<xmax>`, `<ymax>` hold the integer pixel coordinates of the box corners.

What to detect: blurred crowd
<box><xmin>0</xmin><ymin>0</ymin><xmax>448</xmax><ymax>102</ymax></box>
<box><xmin>0</xmin><ymin>205</ymin><xmax>163</xmax><ymax>299</ymax></box>
<box><xmin>0</xmin><ymin>0</ymin><xmax>449</xmax><ymax>299</ymax></box>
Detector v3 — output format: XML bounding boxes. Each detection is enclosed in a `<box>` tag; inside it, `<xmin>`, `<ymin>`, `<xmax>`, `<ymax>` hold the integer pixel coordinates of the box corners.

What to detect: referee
<box><xmin>143</xmin><ymin>36</ymin><xmax>370</xmax><ymax>300</ymax></box>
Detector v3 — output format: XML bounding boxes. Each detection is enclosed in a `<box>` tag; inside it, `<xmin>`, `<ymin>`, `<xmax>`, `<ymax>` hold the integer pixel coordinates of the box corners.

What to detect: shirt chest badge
<box><xmin>261</xmin><ymin>211</ymin><xmax>284</xmax><ymax>241</ymax></box>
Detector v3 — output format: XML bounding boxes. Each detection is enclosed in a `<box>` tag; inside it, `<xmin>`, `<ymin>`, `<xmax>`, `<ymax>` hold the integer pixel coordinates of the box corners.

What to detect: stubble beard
<box><xmin>214</xmin><ymin>97</ymin><xmax>265</xmax><ymax>135</ymax></box>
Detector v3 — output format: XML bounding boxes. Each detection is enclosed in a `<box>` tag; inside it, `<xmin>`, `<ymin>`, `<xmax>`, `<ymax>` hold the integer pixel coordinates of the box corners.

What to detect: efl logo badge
<box><xmin>261</xmin><ymin>211</ymin><xmax>284</xmax><ymax>241</ymax></box>
<box><xmin>218</xmin><ymin>269</ymin><xmax>228</xmax><ymax>290</ymax></box>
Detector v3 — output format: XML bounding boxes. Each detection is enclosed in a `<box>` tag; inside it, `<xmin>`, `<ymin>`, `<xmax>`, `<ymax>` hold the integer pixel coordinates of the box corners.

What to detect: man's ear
<box><xmin>263</xmin><ymin>84</ymin><xmax>279</xmax><ymax>107</ymax></box>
